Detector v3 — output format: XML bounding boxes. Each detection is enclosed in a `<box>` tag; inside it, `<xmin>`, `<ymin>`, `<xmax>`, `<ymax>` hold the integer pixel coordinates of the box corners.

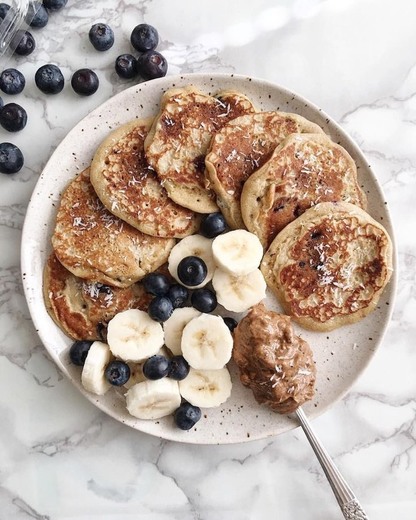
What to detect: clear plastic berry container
<box><xmin>0</xmin><ymin>0</ymin><xmax>35</xmax><ymax>62</ymax></box>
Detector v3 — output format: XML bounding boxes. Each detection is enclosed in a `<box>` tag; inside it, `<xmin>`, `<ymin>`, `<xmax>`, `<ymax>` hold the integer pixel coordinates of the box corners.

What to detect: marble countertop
<box><xmin>1</xmin><ymin>0</ymin><xmax>415</xmax><ymax>518</ymax></box>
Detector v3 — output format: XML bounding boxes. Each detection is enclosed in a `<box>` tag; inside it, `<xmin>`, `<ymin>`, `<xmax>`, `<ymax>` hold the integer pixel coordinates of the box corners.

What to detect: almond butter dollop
<box><xmin>233</xmin><ymin>303</ymin><xmax>316</xmax><ymax>414</ymax></box>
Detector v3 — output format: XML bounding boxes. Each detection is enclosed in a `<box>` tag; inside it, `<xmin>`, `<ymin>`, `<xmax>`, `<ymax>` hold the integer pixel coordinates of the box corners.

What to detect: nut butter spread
<box><xmin>233</xmin><ymin>303</ymin><xmax>316</xmax><ymax>413</ymax></box>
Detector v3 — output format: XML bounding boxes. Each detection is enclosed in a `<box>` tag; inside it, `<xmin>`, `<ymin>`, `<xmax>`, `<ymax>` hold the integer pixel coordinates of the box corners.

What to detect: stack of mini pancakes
<box><xmin>44</xmin><ymin>85</ymin><xmax>393</xmax><ymax>340</ymax></box>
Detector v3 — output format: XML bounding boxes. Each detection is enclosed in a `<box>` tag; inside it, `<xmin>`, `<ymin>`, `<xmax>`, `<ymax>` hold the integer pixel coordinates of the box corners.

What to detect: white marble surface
<box><xmin>0</xmin><ymin>0</ymin><xmax>415</xmax><ymax>518</ymax></box>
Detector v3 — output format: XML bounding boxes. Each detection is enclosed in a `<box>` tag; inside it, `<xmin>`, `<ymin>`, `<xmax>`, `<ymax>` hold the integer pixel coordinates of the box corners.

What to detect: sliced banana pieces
<box><xmin>163</xmin><ymin>307</ymin><xmax>201</xmax><ymax>355</ymax></box>
<box><xmin>168</xmin><ymin>234</ymin><xmax>215</xmax><ymax>288</ymax></box>
<box><xmin>125</xmin><ymin>378</ymin><xmax>181</xmax><ymax>420</ymax></box>
<box><xmin>181</xmin><ymin>313</ymin><xmax>233</xmax><ymax>369</ymax></box>
<box><xmin>81</xmin><ymin>341</ymin><xmax>112</xmax><ymax>395</ymax></box>
<box><xmin>212</xmin><ymin>229</ymin><xmax>264</xmax><ymax>276</ymax></box>
<box><xmin>179</xmin><ymin>367</ymin><xmax>232</xmax><ymax>408</ymax></box>
<box><xmin>212</xmin><ymin>268</ymin><xmax>267</xmax><ymax>313</ymax></box>
<box><xmin>107</xmin><ymin>309</ymin><xmax>164</xmax><ymax>362</ymax></box>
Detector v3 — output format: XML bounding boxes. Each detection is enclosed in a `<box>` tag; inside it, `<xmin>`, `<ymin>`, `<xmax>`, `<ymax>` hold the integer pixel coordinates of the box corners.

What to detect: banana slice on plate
<box><xmin>163</xmin><ymin>307</ymin><xmax>201</xmax><ymax>355</ymax></box>
<box><xmin>212</xmin><ymin>229</ymin><xmax>263</xmax><ymax>276</ymax></box>
<box><xmin>179</xmin><ymin>367</ymin><xmax>232</xmax><ymax>408</ymax></box>
<box><xmin>125</xmin><ymin>378</ymin><xmax>181</xmax><ymax>420</ymax></box>
<box><xmin>168</xmin><ymin>234</ymin><xmax>215</xmax><ymax>289</ymax></box>
<box><xmin>107</xmin><ymin>309</ymin><xmax>164</xmax><ymax>362</ymax></box>
<box><xmin>212</xmin><ymin>268</ymin><xmax>267</xmax><ymax>313</ymax></box>
<box><xmin>181</xmin><ymin>313</ymin><xmax>233</xmax><ymax>369</ymax></box>
<box><xmin>81</xmin><ymin>341</ymin><xmax>112</xmax><ymax>395</ymax></box>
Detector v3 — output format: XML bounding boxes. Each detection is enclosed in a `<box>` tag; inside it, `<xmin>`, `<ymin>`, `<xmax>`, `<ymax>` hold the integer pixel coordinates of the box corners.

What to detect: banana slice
<box><xmin>212</xmin><ymin>229</ymin><xmax>264</xmax><ymax>276</ymax></box>
<box><xmin>168</xmin><ymin>234</ymin><xmax>215</xmax><ymax>289</ymax></box>
<box><xmin>81</xmin><ymin>341</ymin><xmax>112</xmax><ymax>395</ymax></box>
<box><xmin>125</xmin><ymin>378</ymin><xmax>181</xmax><ymax>420</ymax></box>
<box><xmin>179</xmin><ymin>367</ymin><xmax>232</xmax><ymax>408</ymax></box>
<box><xmin>212</xmin><ymin>268</ymin><xmax>267</xmax><ymax>313</ymax></box>
<box><xmin>107</xmin><ymin>309</ymin><xmax>164</xmax><ymax>362</ymax></box>
<box><xmin>163</xmin><ymin>307</ymin><xmax>201</xmax><ymax>355</ymax></box>
<box><xmin>181</xmin><ymin>313</ymin><xmax>233</xmax><ymax>369</ymax></box>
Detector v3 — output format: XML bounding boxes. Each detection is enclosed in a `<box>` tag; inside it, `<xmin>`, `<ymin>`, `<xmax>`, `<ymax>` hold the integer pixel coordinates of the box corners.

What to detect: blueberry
<box><xmin>27</xmin><ymin>1</ymin><xmax>48</xmax><ymax>28</ymax></box>
<box><xmin>104</xmin><ymin>360</ymin><xmax>130</xmax><ymax>386</ymax></box>
<box><xmin>174</xmin><ymin>402</ymin><xmax>201</xmax><ymax>430</ymax></box>
<box><xmin>43</xmin><ymin>0</ymin><xmax>68</xmax><ymax>10</ymax></box>
<box><xmin>12</xmin><ymin>30</ymin><xmax>36</xmax><ymax>56</ymax></box>
<box><xmin>177</xmin><ymin>256</ymin><xmax>207</xmax><ymax>287</ymax></box>
<box><xmin>35</xmin><ymin>64</ymin><xmax>64</xmax><ymax>94</ymax></box>
<box><xmin>167</xmin><ymin>284</ymin><xmax>189</xmax><ymax>308</ymax></box>
<box><xmin>137</xmin><ymin>50</ymin><xmax>168</xmax><ymax>80</ymax></box>
<box><xmin>115</xmin><ymin>54</ymin><xmax>138</xmax><ymax>79</ymax></box>
<box><xmin>191</xmin><ymin>288</ymin><xmax>217</xmax><ymax>313</ymax></box>
<box><xmin>200</xmin><ymin>212</ymin><xmax>227</xmax><ymax>238</ymax></box>
<box><xmin>0</xmin><ymin>103</ymin><xmax>27</xmax><ymax>132</ymax></box>
<box><xmin>0</xmin><ymin>69</ymin><xmax>25</xmax><ymax>95</ymax></box>
<box><xmin>0</xmin><ymin>3</ymin><xmax>11</xmax><ymax>19</ymax></box>
<box><xmin>168</xmin><ymin>355</ymin><xmax>190</xmax><ymax>381</ymax></box>
<box><xmin>69</xmin><ymin>340</ymin><xmax>93</xmax><ymax>366</ymax></box>
<box><xmin>143</xmin><ymin>355</ymin><xmax>170</xmax><ymax>380</ymax></box>
<box><xmin>223</xmin><ymin>316</ymin><xmax>238</xmax><ymax>333</ymax></box>
<box><xmin>130</xmin><ymin>23</ymin><xmax>159</xmax><ymax>52</ymax></box>
<box><xmin>71</xmin><ymin>68</ymin><xmax>99</xmax><ymax>96</ymax></box>
<box><xmin>142</xmin><ymin>272</ymin><xmax>170</xmax><ymax>296</ymax></box>
<box><xmin>0</xmin><ymin>142</ymin><xmax>24</xmax><ymax>174</ymax></box>
<box><xmin>148</xmin><ymin>296</ymin><xmax>173</xmax><ymax>322</ymax></box>
<box><xmin>89</xmin><ymin>23</ymin><xmax>114</xmax><ymax>52</ymax></box>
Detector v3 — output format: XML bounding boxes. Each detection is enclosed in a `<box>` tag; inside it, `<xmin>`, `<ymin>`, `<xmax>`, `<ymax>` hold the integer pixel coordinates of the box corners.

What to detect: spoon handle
<box><xmin>295</xmin><ymin>407</ymin><xmax>369</xmax><ymax>519</ymax></box>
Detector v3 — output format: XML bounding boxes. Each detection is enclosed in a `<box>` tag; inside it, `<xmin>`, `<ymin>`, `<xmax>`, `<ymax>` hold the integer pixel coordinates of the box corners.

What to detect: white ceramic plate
<box><xmin>21</xmin><ymin>73</ymin><xmax>396</xmax><ymax>444</ymax></box>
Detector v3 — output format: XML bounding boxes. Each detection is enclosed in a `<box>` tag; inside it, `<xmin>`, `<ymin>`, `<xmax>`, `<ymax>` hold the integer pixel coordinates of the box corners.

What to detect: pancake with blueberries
<box><xmin>51</xmin><ymin>167</ymin><xmax>175</xmax><ymax>288</ymax></box>
<box><xmin>43</xmin><ymin>253</ymin><xmax>153</xmax><ymax>341</ymax></box>
<box><xmin>144</xmin><ymin>85</ymin><xmax>256</xmax><ymax>213</ymax></box>
<box><xmin>90</xmin><ymin>118</ymin><xmax>201</xmax><ymax>239</ymax></box>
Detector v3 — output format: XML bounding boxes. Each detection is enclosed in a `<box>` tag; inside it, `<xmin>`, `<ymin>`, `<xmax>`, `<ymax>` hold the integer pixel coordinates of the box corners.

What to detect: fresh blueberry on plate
<box><xmin>142</xmin><ymin>272</ymin><xmax>170</xmax><ymax>296</ymax></box>
<box><xmin>174</xmin><ymin>402</ymin><xmax>201</xmax><ymax>430</ymax></box>
<box><xmin>200</xmin><ymin>212</ymin><xmax>227</xmax><ymax>238</ymax></box>
<box><xmin>0</xmin><ymin>68</ymin><xmax>25</xmax><ymax>95</ymax></box>
<box><xmin>148</xmin><ymin>295</ymin><xmax>174</xmax><ymax>322</ymax></box>
<box><xmin>130</xmin><ymin>23</ymin><xmax>159</xmax><ymax>52</ymax></box>
<box><xmin>168</xmin><ymin>355</ymin><xmax>190</xmax><ymax>381</ymax></box>
<box><xmin>137</xmin><ymin>50</ymin><xmax>168</xmax><ymax>80</ymax></box>
<box><xmin>223</xmin><ymin>316</ymin><xmax>238</xmax><ymax>333</ymax></box>
<box><xmin>35</xmin><ymin>64</ymin><xmax>64</xmax><ymax>94</ymax></box>
<box><xmin>12</xmin><ymin>30</ymin><xmax>36</xmax><ymax>56</ymax></box>
<box><xmin>26</xmin><ymin>1</ymin><xmax>48</xmax><ymax>28</ymax></box>
<box><xmin>0</xmin><ymin>103</ymin><xmax>28</xmax><ymax>132</ymax></box>
<box><xmin>143</xmin><ymin>355</ymin><xmax>171</xmax><ymax>380</ymax></box>
<box><xmin>167</xmin><ymin>283</ymin><xmax>189</xmax><ymax>308</ymax></box>
<box><xmin>0</xmin><ymin>142</ymin><xmax>24</xmax><ymax>174</ymax></box>
<box><xmin>89</xmin><ymin>23</ymin><xmax>114</xmax><ymax>51</ymax></box>
<box><xmin>43</xmin><ymin>0</ymin><xmax>68</xmax><ymax>10</ymax></box>
<box><xmin>71</xmin><ymin>68</ymin><xmax>99</xmax><ymax>96</ymax></box>
<box><xmin>177</xmin><ymin>256</ymin><xmax>207</xmax><ymax>286</ymax></box>
<box><xmin>191</xmin><ymin>288</ymin><xmax>217</xmax><ymax>313</ymax></box>
<box><xmin>115</xmin><ymin>54</ymin><xmax>138</xmax><ymax>79</ymax></box>
<box><xmin>104</xmin><ymin>360</ymin><xmax>130</xmax><ymax>386</ymax></box>
<box><xmin>69</xmin><ymin>340</ymin><xmax>93</xmax><ymax>366</ymax></box>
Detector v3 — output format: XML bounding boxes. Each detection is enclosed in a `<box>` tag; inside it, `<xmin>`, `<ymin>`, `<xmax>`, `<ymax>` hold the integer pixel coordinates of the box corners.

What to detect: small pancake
<box><xmin>144</xmin><ymin>86</ymin><xmax>256</xmax><ymax>213</ymax></box>
<box><xmin>52</xmin><ymin>168</ymin><xmax>175</xmax><ymax>288</ymax></box>
<box><xmin>43</xmin><ymin>253</ymin><xmax>153</xmax><ymax>340</ymax></box>
<box><xmin>261</xmin><ymin>202</ymin><xmax>393</xmax><ymax>332</ymax></box>
<box><xmin>205</xmin><ymin>111</ymin><xmax>325</xmax><ymax>229</ymax></box>
<box><xmin>90</xmin><ymin>119</ymin><xmax>200</xmax><ymax>238</ymax></box>
<box><xmin>241</xmin><ymin>133</ymin><xmax>367</xmax><ymax>248</ymax></box>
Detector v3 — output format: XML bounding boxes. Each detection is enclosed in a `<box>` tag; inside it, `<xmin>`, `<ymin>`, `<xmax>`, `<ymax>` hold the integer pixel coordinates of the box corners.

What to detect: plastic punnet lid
<box><xmin>0</xmin><ymin>0</ymin><xmax>36</xmax><ymax>63</ymax></box>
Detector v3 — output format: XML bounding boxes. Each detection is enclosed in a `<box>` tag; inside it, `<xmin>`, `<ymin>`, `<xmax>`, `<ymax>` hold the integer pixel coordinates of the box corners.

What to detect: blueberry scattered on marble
<box><xmin>0</xmin><ymin>68</ymin><xmax>25</xmax><ymax>95</ymax></box>
<box><xmin>89</xmin><ymin>22</ymin><xmax>114</xmax><ymax>52</ymax></box>
<box><xmin>12</xmin><ymin>30</ymin><xmax>36</xmax><ymax>56</ymax></box>
<box><xmin>27</xmin><ymin>1</ymin><xmax>49</xmax><ymax>28</ymax></box>
<box><xmin>130</xmin><ymin>23</ymin><xmax>159</xmax><ymax>52</ymax></box>
<box><xmin>105</xmin><ymin>360</ymin><xmax>130</xmax><ymax>386</ymax></box>
<box><xmin>143</xmin><ymin>355</ymin><xmax>171</xmax><ymax>380</ymax></box>
<box><xmin>0</xmin><ymin>102</ymin><xmax>27</xmax><ymax>132</ymax></box>
<box><xmin>69</xmin><ymin>340</ymin><xmax>93</xmax><ymax>366</ymax></box>
<box><xmin>137</xmin><ymin>50</ymin><xmax>168</xmax><ymax>80</ymax></box>
<box><xmin>115</xmin><ymin>54</ymin><xmax>138</xmax><ymax>79</ymax></box>
<box><xmin>71</xmin><ymin>68</ymin><xmax>99</xmax><ymax>96</ymax></box>
<box><xmin>174</xmin><ymin>402</ymin><xmax>201</xmax><ymax>430</ymax></box>
<box><xmin>35</xmin><ymin>64</ymin><xmax>64</xmax><ymax>94</ymax></box>
<box><xmin>42</xmin><ymin>0</ymin><xmax>68</xmax><ymax>11</ymax></box>
<box><xmin>0</xmin><ymin>142</ymin><xmax>24</xmax><ymax>174</ymax></box>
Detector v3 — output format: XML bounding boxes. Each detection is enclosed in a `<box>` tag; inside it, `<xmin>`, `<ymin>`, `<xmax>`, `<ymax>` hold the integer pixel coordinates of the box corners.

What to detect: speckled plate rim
<box><xmin>21</xmin><ymin>73</ymin><xmax>397</xmax><ymax>445</ymax></box>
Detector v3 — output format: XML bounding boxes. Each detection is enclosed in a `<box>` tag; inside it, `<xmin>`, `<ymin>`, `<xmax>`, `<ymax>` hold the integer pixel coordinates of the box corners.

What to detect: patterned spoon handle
<box><xmin>295</xmin><ymin>407</ymin><xmax>369</xmax><ymax>520</ymax></box>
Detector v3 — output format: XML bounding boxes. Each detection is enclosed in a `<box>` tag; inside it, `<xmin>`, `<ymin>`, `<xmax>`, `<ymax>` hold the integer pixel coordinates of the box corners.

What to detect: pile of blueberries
<box><xmin>69</xmin><ymin>213</ymin><xmax>238</xmax><ymax>431</ymax></box>
<box><xmin>0</xmin><ymin>0</ymin><xmax>167</xmax><ymax>175</ymax></box>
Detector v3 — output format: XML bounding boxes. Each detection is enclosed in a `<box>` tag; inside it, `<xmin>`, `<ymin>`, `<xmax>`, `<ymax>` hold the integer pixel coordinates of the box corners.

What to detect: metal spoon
<box><xmin>295</xmin><ymin>406</ymin><xmax>369</xmax><ymax>519</ymax></box>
